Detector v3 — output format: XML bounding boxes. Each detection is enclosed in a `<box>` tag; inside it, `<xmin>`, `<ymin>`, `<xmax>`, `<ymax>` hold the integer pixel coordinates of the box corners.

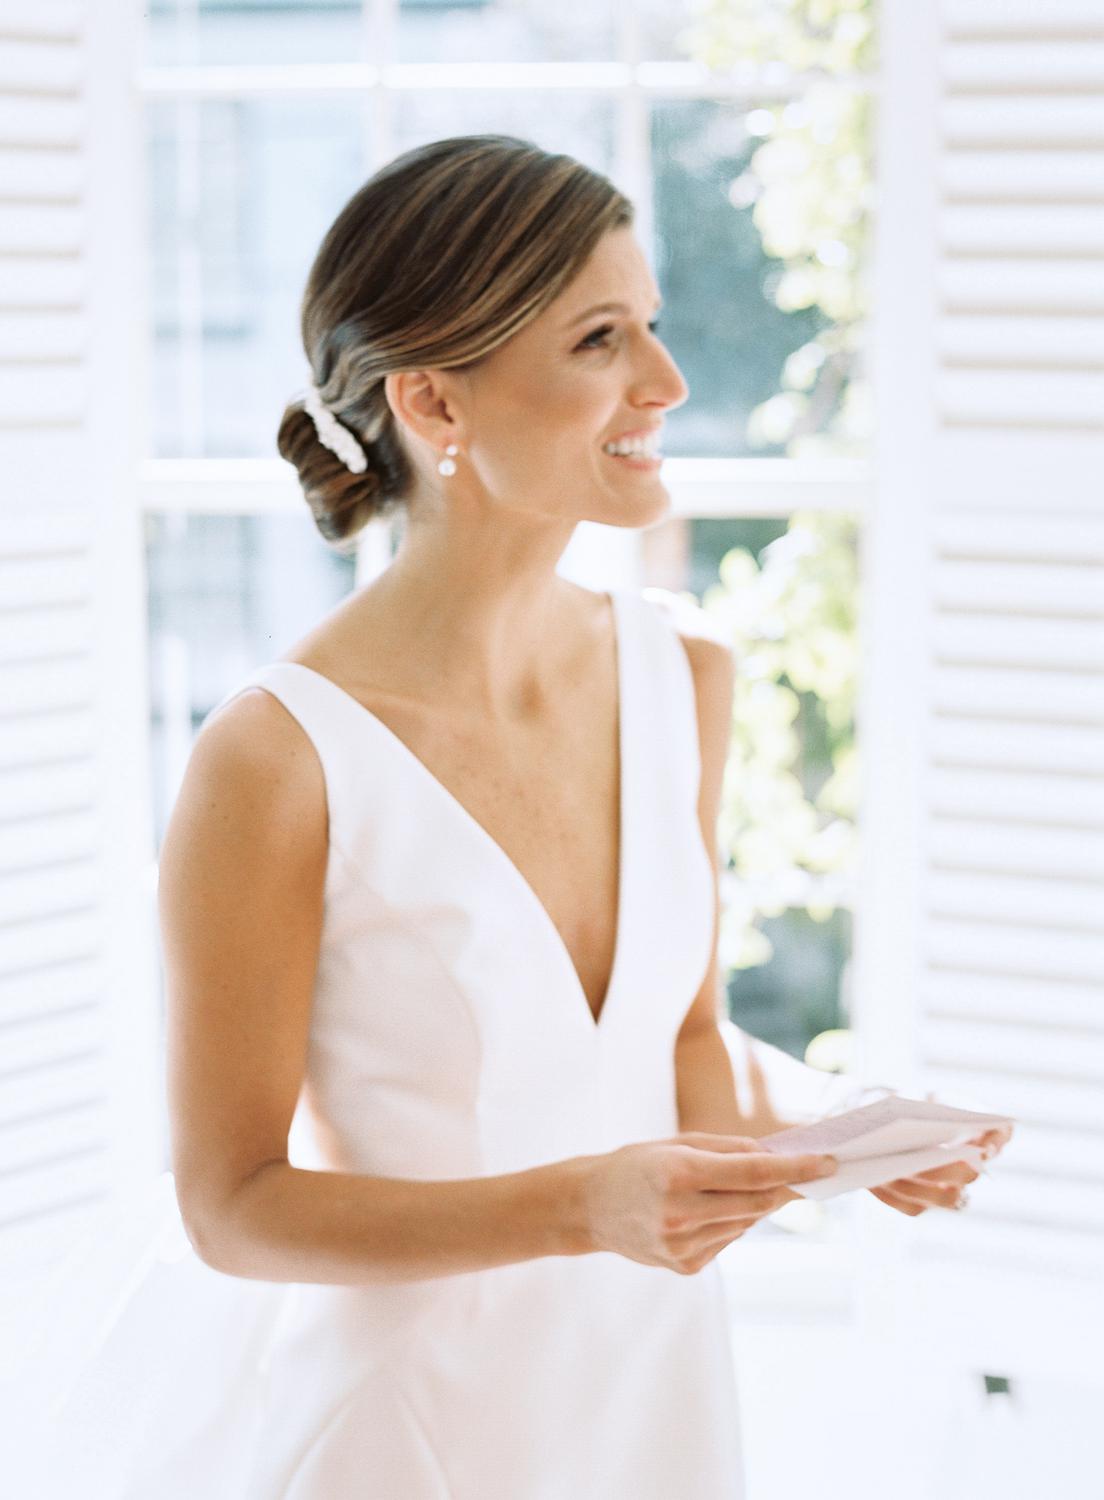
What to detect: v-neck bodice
<box><xmin>207</xmin><ymin>584</ymin><xmax>715</xmax><ymax>1177</ymax></box>
<box><xmin>271</xmin><ymin>588</ymin><xmax>627</xmax><ymax>1033</ymax></box>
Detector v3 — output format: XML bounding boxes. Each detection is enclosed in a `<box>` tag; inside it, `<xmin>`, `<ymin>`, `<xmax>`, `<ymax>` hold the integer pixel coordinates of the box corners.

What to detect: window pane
<box><xmin>145</xmin><ymin>512</ymin><xmax>357</xmax><ymax>848</ymax></box>
<box><xmin>397</xmin><ymin>0</ymin><xmax>617</xmax><ymax>64</ymax></box>
<box><xmin>652</xmin><ymin>97</ymin><xmax>863</xmax><ymax>459</ymax></box>
<box><xmin>642</xmin><ymin>514</ymin><xmax>859</xmax><ymax>1063</ymax></box>
<box><xmin>391</xmin><ymin>92</ymin><xmax>616</xmax><ymax>176</ymax></box>
<box><xmin>635</xmin><ymin>0</ymin><xmax>702</xmax><ymax>63</ymax></box>
<box><xmin>146</xmin><ymin>0</ymin><xmax>364</xmax><ymax>67</ymax></box>
<box><xmin>147</xmin><ymin>96</ymin><xmax>366</xmax><ymax>458</ymax></box>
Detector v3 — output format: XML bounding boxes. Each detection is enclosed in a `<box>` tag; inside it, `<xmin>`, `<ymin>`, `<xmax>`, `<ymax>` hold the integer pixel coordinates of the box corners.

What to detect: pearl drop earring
<box><xmin>438</xmin><ymin>443</ymin><xmax>459</xmax><ymax>477</ymax></box>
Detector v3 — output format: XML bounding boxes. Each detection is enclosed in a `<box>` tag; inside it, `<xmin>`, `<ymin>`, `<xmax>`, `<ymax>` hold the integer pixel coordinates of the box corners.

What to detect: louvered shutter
<box><xmin>0</xmin><ymin>1</ymin><xmax>162</xmax><ymax>1311</ymax></box>
<box><xmin>854</xmin><ymin>0</ymin><xmax>1104</xmax><ymax>1382</ymax></box>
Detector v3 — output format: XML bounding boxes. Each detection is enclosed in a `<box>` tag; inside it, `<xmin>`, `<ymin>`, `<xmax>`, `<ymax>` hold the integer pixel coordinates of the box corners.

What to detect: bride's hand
<box><xmin>869</xmin><ymin>1123</ymin><xmax>1014</xmax><ymax>1216</ymax></box>
<box><xmin>578</xmin><ymin>1133</ymin><xmax>839</xmax><ymax>1276</ymax></box>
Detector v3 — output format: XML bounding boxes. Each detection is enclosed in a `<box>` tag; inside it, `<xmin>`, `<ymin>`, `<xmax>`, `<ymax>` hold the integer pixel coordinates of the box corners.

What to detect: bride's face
<box><xmin>449</xmin><ymin>224</ymin><xmax>689</xmax><ymax>527</ymax></box>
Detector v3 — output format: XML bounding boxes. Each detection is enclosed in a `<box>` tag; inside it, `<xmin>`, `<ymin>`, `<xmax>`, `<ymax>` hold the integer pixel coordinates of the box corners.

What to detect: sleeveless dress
<box><xmin>2</xmin><ymin>585</ymin><xmax>746</xmax><ymax>1499</ymax></box>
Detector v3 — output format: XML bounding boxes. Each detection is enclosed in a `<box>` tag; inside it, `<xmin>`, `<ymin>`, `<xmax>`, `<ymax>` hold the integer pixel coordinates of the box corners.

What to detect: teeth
<box><xmin>603</xmin><ymin>436</ymin><xmax>660</xmax><ymax>457</ymax></box>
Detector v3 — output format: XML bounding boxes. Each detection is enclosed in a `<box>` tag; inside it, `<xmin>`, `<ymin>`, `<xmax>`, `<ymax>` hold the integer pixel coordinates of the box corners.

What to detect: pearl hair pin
<box><xmin>438</xmin><ymin>443</ymin><xmax>459</xmax><ymax>477</ymax></box>
<box><xmin>302</xmin><ymin>381</ymin><xmax>368</xmax><ymax>474</ymax></box>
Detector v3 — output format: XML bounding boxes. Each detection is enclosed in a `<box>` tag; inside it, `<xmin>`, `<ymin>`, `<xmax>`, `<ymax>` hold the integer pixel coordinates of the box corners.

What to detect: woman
<box><xmin>8</xmin><ymin>134</ymin><xmax>1006</xmax><ymax>1500</ymax></box>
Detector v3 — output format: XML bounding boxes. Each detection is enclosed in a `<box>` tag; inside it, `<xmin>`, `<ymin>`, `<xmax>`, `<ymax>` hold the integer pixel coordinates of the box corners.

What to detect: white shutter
<box><xmin>0</xmin><ymin>1</ymin><xmax>161</xmax><ymax>1304</ymax></box>
<box><xmin>854</xmin><ymin>0</ymin><xmax>1104</xmax><ymax>1384</ymax></box>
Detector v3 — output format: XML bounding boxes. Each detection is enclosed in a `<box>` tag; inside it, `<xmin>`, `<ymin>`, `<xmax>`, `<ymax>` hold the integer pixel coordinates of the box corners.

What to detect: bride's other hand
<box><xmin>867</xmin><ymin>1123</ymin><xmax>1012</xmax><ymax>1216</ymax></box>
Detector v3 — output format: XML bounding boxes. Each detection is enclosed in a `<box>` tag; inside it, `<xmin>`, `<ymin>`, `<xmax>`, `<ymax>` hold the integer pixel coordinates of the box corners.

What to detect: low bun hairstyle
<box><xmin>277</xmin><ymin>134</ymin><xmax>634</xmax><ymax>547</ymax></box>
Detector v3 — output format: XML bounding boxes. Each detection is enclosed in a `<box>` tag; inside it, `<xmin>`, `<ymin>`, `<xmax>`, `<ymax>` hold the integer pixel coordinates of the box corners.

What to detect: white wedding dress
<box><xmin>2</xmin><ymin>586</ymin><xmax>749</xmax><ymax>1498</ymax></box>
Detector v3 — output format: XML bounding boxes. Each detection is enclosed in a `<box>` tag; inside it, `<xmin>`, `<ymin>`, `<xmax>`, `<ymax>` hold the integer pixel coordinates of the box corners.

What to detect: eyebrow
<box><xmin>565</xmin><ymin>297</ymin><xmax>663</xmax><ymax>329</ymax></box>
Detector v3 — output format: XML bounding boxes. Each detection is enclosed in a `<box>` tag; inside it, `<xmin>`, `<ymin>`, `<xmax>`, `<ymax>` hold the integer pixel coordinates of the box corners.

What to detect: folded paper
<box><xmin>758</xmin><ymin>1094</ymin><xmax>1014</xmax><ymax>1201</ymax></box>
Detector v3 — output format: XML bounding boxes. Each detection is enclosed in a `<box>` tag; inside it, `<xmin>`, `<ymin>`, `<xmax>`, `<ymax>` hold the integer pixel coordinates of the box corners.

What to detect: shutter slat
<box><xmin>945</xmin><ymin>40</ymin><xmax>1104</xmax><ymax>92</ymax></box>
<box><xmin>922</xmin><ymin>1066</ymin><xmax>1103</xmax><ymax>1132</ymax></box>
<box><xmin>0</xmin><ymin>761</ymin><xmax>96</xmax><ymax>821</ymax></box>
<box><xmin>928</xmin><ymin>869</ymin><xmax>1103</xmax><ymax>926</ymax></box>
<box><xmin>928</xmin><ymin>767</ymin><xmax>1104</xmax><ymax>825</ymax></box>
<box><xmin>0</xmin><ymin>258</ymin><xmax>84</xmax><ymax>309</ymax></box>
<box><xmin>0</xmin><ymin>1048</ymin><xmax>105</xmax><ymax>1125</ymax></box>
<box><xmin>933</xmin><ymin>557</ymin><xmax>1104</xmax><ymax>613</ymax></box>
<box><xmin>942</xmin><ymin>204</ymin><xmax>1104</xmax><ymax>254</ymax></box>
<box><xmin>0</xmin><ymin>810</ymin><xmax>99</xmax><ymax>874</ymax></box>
<box><xmin>938</xmin><ymin>314</ymin><xmax>1104</xmax><ymax>368</ymax></box>
<box><xmin>0</xmin><ymin>601</ymin><xmax>93</xmax><ymax>660</ymax></box>
<box><xmin>0</xmin><ymin>147</ymin><xmax>81</xmax><ymax>199</ymax></box>
<box><xmin>945</xmin><ymin>0</ymin><xmax>1104</xmax><ymax>38</ymax></box>
<box><xmin>0</xmin><ymin>365</ymin><xmax>84</xmax><ymax>424</ymax></box>
<box><xmin>0</xmin><ymin>311</ymin><xmax>86</xmax><ymax>360</ymax></box>
<box><xmin>0</xmin><ymin>202</ymin><xmax>84</xmax><ymax>254</ymax></box>
<box><xmin>0</xmin><ymin>955</ymin><xmax>101</xmax><ymax>1023</ymax></box>
<box><xmin>929</xmin><ymin>716</ymin><xmax>1103</xmax><ymax>773</ymax></box>
<box><xmin>943</xmin><ymin>96</ymin><xmax>1104</xmax><ymax>144</ymax></box>
<box><xmin>932</xmin><ymin>614</ymin><xmax>1104</xmax><ymax>668</ymax></box>
<box><xmin>960</xmin><ymin>1172</ymin><xmax>1104</xmax><ymax>1233</ymax></box>
<box><xmin>0</xmin><ymin>909</ymin><xmax>99</xmax><ymax>975</ymax></box>
<box><xmin>943</xmin><ymin>149</ymin><xmax>1104</xmax><ymax>200</ymax></box>
<box><xmin>0</xmin><ymin>4</ymin><xmax>83</xmax><ymax>43</ymax></box>
<box><xmin>0</xmin><ymin>659</ymin><xmax>96</xmax><ymax>715</ymax></box>
<box><xmin>939</xmin><ymin>368</ymin><xmax>1104</xmax><ymax>425</ymax></box>
<box><xmin>916</xmin><ymin>1215</ymin><xmax>1104</xmax><ymax>1276</ymax></box>
<box><xmin>941</xmin><ymin>259</ymin><xmax>1104</xmax><ymax>311</ymax></box>
<box><xmin>0</xmin><ymin>859</ymin><xmax>99</xmax><ymax>926</ymax></box>
<box><xmin>933</xmin><ymin>513</ymin><xmax>1103</xmax><ymax>560</ymax></box>
<box><xmin>0</xmin><ymin>1004</ymin><xmax>104</xmax><ymax>1075</ymax></box>
<box><xmin>0</xmin><ymin>1146</ymin><xmax>110</xmax><ymax>1227</ymax></box>
<box><xmin>0</xmin><ymin>95</ymin><xmax>82</xmax><ymax>147</ymax></box>
<box><xmin>0</xmin><ymin>553</ymin><xmax>91</xmax><ymax>607</ymax></box>
<box><xmin>0</xmin><ymin>38</ymin><xmax>82</xmax><ymax>95</ymax></box>
<box><xmin>932</xmin><ymin>664</ymin><xmax>1103</xmax><ymax>722</ymax></box>
<box><xmin>0</xmin><ymin>1094</ymin><xmax>106</xmax><ymax>1174</ymax></box>
<box><xmin>922</xmin><ymin>971</ymin><xmax>1103</xmax><ymax>1030</ymax></box>
<box><xmin>924</xmin><ymin>1018</ymin><xmax>1104</xmax><ymax>1078</ymax></box>
<box><xmin>927</xmin><ymin>917</ymin><xmax>1104</xmax><ymax>982</ymax></box>
<box><xmin>0</xmin><ymin>710</ymin><xmax>95</xmax><ymax>768</ymax></box>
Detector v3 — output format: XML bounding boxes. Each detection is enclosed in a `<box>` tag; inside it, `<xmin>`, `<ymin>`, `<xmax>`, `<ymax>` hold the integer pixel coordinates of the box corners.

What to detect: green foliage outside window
<box><xmin>673</xmin><ymin>1</ymin><xmax>873</xmax><ymax>1063</ymax></box>
<box><xmin>699</xmin><ymin>511</ymin><xmax>860</xmax><ymax>974</ymax></box>
<box><xmin>683</xmin><ymin>0</ymin><xmax>874</xmax><ymax>459</ymax></box>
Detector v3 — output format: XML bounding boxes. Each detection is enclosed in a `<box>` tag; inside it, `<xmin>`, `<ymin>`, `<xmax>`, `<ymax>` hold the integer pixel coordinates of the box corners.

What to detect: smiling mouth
<box><xmin>601</xmin><ymin>436</ymin><xmax>663</xmax><ymax>460</ymax></box>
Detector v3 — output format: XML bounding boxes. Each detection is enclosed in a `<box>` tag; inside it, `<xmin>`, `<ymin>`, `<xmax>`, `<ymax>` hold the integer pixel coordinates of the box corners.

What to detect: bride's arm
<box><xmin>672</xmin><ymin>607</ymin><xmax>888</xmax><ymax>1138</ymax></box>
<box><xmin>676</xmin><ymin>1013</ymin><xmax>890</xmax><ymax>1139</ymax></box>
<box><xmin>161</xmin><ymin>690</ymin><xmax>592</xmax><ymax>1286</ymax></box>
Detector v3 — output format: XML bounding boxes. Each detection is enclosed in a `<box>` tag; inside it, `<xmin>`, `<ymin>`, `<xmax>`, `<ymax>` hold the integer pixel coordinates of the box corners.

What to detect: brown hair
<box><xmin>277</xmin><ymin>135</ymin><xmax>634</xmax><ymax>548</ymax></box>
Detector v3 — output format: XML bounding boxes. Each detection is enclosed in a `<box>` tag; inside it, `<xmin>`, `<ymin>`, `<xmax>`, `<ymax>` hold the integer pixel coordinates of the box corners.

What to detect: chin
<box><xmin>602</xmin><ymin>480</ymin><xmax>673</xmax><ymax>529</ymax></box>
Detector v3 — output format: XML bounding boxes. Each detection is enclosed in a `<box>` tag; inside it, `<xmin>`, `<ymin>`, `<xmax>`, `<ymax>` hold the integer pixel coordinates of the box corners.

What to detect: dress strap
<box><xmin>201</xmin><ymin>663</ymin><xmax>364</xmax><ymax>859</ymax></box>
<box><xmin>630</xmin><ymin>586</ymin><xmax>704</xmax><ymax>807</ymax></box>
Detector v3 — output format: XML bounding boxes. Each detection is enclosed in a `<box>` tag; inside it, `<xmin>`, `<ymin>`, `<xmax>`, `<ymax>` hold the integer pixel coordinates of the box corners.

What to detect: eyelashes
<box><xmin>576</xmin><ymin>318</ymin><xmax>662</xmax><ymax>351</ymax></box>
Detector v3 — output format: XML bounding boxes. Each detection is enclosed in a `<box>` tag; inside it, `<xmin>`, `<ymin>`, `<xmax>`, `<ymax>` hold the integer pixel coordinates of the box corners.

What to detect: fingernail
<box><xmin>817</xmin><ymin>1157</ymin><xmax>838</xmax><ymax>1177</ymax></box>
<box><xmin>953</xmin><ymin>1191</ymin><xmax>970</xmax><ymax>1211</ymax></box>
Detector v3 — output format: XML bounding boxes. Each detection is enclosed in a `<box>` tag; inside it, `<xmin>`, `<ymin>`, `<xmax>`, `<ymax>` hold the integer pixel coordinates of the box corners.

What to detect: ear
<box><xmin>384</xmin><ymin>368</ymin><xmax>465</xmax><ymax>454</ymax></box>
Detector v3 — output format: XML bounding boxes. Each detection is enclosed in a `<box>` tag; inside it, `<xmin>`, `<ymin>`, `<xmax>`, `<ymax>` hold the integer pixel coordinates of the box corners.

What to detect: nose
<box><xmin>632</xmin><ymin>334</ymin><xmax>689</xmax><ymax>414</ymax></box>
